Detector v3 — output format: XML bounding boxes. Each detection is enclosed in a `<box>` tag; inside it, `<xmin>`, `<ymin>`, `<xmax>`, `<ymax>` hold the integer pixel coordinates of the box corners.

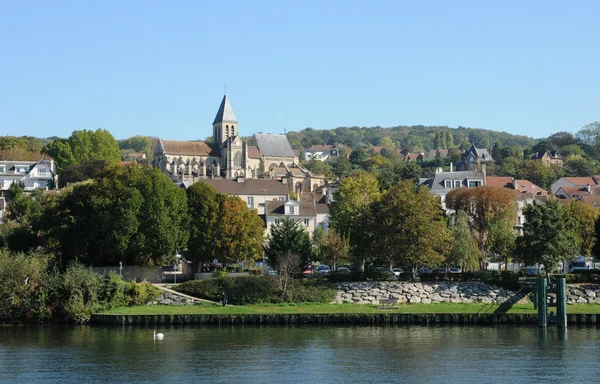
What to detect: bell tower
<box><xmin>212</xmin><ymin>94</ymin><xmax>238</xmax><ymax>144</ymax></box>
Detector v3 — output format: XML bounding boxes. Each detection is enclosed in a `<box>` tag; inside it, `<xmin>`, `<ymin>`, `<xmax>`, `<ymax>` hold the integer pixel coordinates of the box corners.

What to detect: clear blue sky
<box><xmin>1</xmin><ymin>0</ymin><xmax>598</xmax><ymax>141</ymax></box>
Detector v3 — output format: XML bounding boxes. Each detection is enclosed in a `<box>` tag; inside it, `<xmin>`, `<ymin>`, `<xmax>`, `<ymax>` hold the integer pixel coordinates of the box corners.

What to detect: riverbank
<box><xmin>92</xmin><ymin>303</ymin><xmax>600</xmax><ymax>325</ymax></box>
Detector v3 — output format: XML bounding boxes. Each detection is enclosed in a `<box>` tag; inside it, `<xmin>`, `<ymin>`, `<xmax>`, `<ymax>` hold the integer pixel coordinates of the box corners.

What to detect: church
<box><xmin>153</xmin><ymin>95</ymin><xmax>326</xmax><ymax>194</ymax></box>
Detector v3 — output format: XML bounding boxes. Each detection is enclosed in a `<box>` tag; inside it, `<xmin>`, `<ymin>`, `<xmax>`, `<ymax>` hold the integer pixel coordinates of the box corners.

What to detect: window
<box><xmin>278</xmin><ymin>197</ymin><xmax>285</xmax><ymax>201</ymax></box>
<box><xmin>518</xmin><ymin>216</ymin><xmax>522</xmax><ymax>225</ymax></box>
<box><xmin>274</xmin><ymin>219</ymin><xmax>280</xmax><ymax>225</ymax></box>
<box><xmin>234</xmin><ymin>152</ymin><xmax>242</xmax><ymax>168</ymax></box>
<box><xmin>247</xmin><ymin>197</ymin><xmax>254</xmax><ymax>209</ymax></box>
<box><xmin>0</xmin><ymin>166</ymin><xmax>4</xmax><ymax>173</ymax></box>
<box><xmin>468</xmin><ymin>180</ymin><xmax>482</xmax><ymax>188</ymax></box>
<box><xmin>454</xmin><ymin>180</ymin><xmax>461</xmax><ymax>188</ymax></box>
<box><xmin>444</xmin><ymin>180</ymin><xmax>452</xmax><ymax>188</ymax></box>
<box><xmin>289</xmin><ymin>206</ymin><xmax>295</xmax><ymax>214</ymax></box>
<box><xmin>304</xmin><ymin>219</ymin><xmax>310</xmax><ymax>227</ymax></box>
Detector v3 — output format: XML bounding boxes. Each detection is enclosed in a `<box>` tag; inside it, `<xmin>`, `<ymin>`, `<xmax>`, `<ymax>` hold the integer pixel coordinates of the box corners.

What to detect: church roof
<box><xmin>159</xmin><ymin>139</ymin><xmax>212</xmax><ymax>156</ymax></box>
<box><xmin>247</xmin><ymin>146</ymin><xmax>261</xmax><ymax>159</ymax></box>
<box><xmin>212</xmin><ymin>94</ymin><xmax>237</xmax><ymax>124</ymax></box>
<box><xmin>200</xmin><ymin>179</ymin><xmax>289</xmax><ymax>196</ymax></box>
<box><xmin>255</xmin><ymin>134</ymin><xmax>295</xmax><ymax>157</ymax></box>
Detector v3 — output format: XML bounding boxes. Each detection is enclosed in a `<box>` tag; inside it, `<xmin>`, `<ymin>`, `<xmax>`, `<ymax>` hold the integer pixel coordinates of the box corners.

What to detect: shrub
<box><xmin>46</xmin><ymin>263</ymin><xmax>101</xmax><ymax>323</ymax></box>
<box><xmin>364</xmin><ymin>271</ymin><xmax>395</xmax><ymax>281</ymax></box>
<box><xmin>97</xmin><ymin>272</ymin><xmax>127</xmax><ymax>310</ymax></box>
<box><xmin>327</xmin><ymin>271</ymin><xmax>352</xmax><ymax>282</ymax></box>
<box><xmin>419</xmin><ymin>273</ymin><xmax>437</xmax><ymax>282</ymax></box>
<box><xmin>500</xmin><ymin>271</ymin><xmax>518</xmax><ymax>281</ymax></box>
<box><xmin>175</xmin><ymin>276</ymin><xmax>336</xmax><ymax>305</ymax></box>
<box><xmin>125</xmin><ymin>280</ymin><xmax>161</xmax><ymax>306</ymax></box>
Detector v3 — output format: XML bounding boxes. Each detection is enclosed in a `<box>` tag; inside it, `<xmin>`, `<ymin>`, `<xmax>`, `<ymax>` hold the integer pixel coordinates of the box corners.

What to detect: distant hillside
<box><xmin>286</xmin><ymin>125</ymin><xmax>535</xmax><ymax>152</ymax></box>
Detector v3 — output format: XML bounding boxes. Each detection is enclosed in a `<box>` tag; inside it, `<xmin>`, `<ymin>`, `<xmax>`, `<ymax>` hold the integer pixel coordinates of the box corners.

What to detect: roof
<box><xmin>485</xmin><ymin>177</ymin><xmax>513</xmax><ymax>189</ymax></box>
<box><xmin>265</xmin><ymin>200</ymin><xmax>317</xmax><ymax>217</ymax></box>
<box><xmin>532</xmin><ymin>150</ymin><xmax>562</xmax><ymax>160</ymax></box>
<box><xmin>514</xmin><ymin>179</ymin><xmax>548</xmax><ymax>196</ymax></box>
<box><xmin>300</xmin><ymin>192</ymin><xmax>328</xmax><ymax>204</ymax></box>
<box><xmin>212</xmin><ymin>94</ymin><xmax>237</xmax><ymax>124</ymax></box>
<box><xmin>403</xmin><ymin>153</ymin><xmax>421</xmax><ymax>161</ymax></box>
<box><xmin>422</xmin><ymin>171</ymin><xmax>485</xmax><ymax>193</ymax></box>
<box><xmin>562</xmin><ymin>177</ymin><xmax>599</xmax><ymax>186</ymax></box>
<box><xmin>159</xmin><ymin>139</ymin><xmax>212</xmax><ymax>156</ymax></box>
<box><xmin>310</xmin><ymin>145</ymin><xmax>335</xmax><ymax>151</ymax></box>
<box><xmin>199</xmin><ymin>179</ymin><xmax>289</xmax><ymax>196</ymax></box>
<box><xmin>254</xmin><ymin>134</ymin><xmax>295</xmax><ymax>157</ymax></box>
<box><xmin>247</xmin><ymin>146</ymin><xmax>261</xmax><ymax>159</ymax></box>
<box><xmin>426</xmin><ymin>149</ymin><xmax>449</xmax><ymax>160</ymax></box>
<box><xmin>558</xmin><ymin>185</ymin><xmax>600</xmax><ymax>198</ymax></box>
<box><xmin>464</xmin><ymin>144</ymin><xmax>494</xmax><ymax>162</ymax></box>
<box><xmin>315</xmin><ymin>204</ymin><xmax>330</xmax><ymax>214</ymax></box>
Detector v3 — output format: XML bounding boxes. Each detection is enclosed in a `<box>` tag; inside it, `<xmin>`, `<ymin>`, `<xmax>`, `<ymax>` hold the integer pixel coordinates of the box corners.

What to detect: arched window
<box><xmin>234</xmin><ymin>152</ymin><xmax>242</xmax><ymax>168</ymax></box>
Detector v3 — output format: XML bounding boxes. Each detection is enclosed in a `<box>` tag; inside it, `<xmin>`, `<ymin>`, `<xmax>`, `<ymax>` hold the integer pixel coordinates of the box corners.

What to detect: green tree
<box><xmin>57</xmin><ymin>160</ymin><xmax>109</xmax><ymax>188</ymax></box>
<box><xmin>329</xmin><ymin>171</ymin><xmax>380</xmax><ymax>268</ymax></box>
<box><xmin>576</xmin><ymin>121</ymin><xmax>600</xmax><ymax>157</ymax></box>
<box><xmin>379</xmin><ymin>136</ymin><xmax>395</xmax><ymax>148</ymax></box>
<box><xmin>564</xmin><ymin>201</ymin><xmax>599</xmax><ymax>256</ymax></box>
<box><xmin>564</xmin><ymin>157</ymin><xmax>598</xmax><ymax>177</ymax></box>
<box><xmin>6</xmin><ymin>182</ymin><xmax>43</xmax><ymax>226</ymax></box>
<box><xmin>264</xmin><ymin>217</ymin><xmax>312</xmax><ymax>270</ymax></box>
<box><xmin>486</xmin><ymin>215</ymin><xmax>517</xmax><ymax>270</ymax></box>
<box><xmin>448</xmin><ymin>211</ymin><xmax>480</xmax><ymax>272</ymax></box>
<box><xmin>42</xmin><ymin>138</ymin><xmax>75</xmax><ymax>169</ymax></box>
<box><xmin>119</xmin><ymin>135</ymin><xmax>152</xmax><ymax>153</ymax></box>
<box><xmin>368</xmin><ymin>180</ymin><xmax>451</xmax><ymax>278</ymax></box>
<box><xmin>518</xmin><ymin>160</ymin><xmax>558</xmax><ymax>190</ymax></box>
<box><xmin>349</xmin><ymin>148</ymin><xmax>368</xmax><ymax>167</ymax></box>
<box><xmin>320</xmin><ymin>231</ymin><xmax>350</xmax><ymax>270</ymax></box>
<box><xmin>186</xmin><ymin>182</ymin><xmax>222</xmax><ymax>264</ymax></box>
<box><xmin>517</xmin><ymin>200</ymin><xmax>580</xmax><ymax>274</ymax></box>
<box><xmin>43</xmin><ymin>129</ymin><xmax>121</xmax><ymax>169</ymax></box>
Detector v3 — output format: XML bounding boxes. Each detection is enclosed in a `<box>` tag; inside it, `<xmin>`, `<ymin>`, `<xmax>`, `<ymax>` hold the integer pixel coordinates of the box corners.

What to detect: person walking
<box><xmin>222</xmin><ymin>292</ymin><xmax>228</xmax><ymax>307</ymax></box>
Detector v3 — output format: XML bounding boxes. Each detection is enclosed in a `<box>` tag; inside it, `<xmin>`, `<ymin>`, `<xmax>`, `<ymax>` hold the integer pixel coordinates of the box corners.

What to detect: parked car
<box><xmin>521</xmin><ymin>266</ymin><xmax>541</xmax><ymax>276</ymax></box>
<box><xmin>437</xmin><ymin>267</ymin><xmax>451</xmax><ymax>274</ymax></box>
<box><xmin>374</xmin><ymin>267</ymin><xmax>388</xmax><ymax>273</ymax></box>
<box><xmin>449</xmin><ymin>267</ymin><xmax>462</xmax><ymax>274</ymax></box>
<box><xmin>418</xmin><ymin>267</ymin><xmax>433</xmax><ymax>274</ymax></box>
<box><xmin>302</xmin><ymin>265</ymin><xmax>313</xmax><ymax>277</ymax></box>
<box><xmin>392</xmin><ymin>267</ymin><xmax>403</xmax><ymax>277</ymax></box>
<box><xmin>337</xmin><ymin>266</ymin><xmax>351</xmax><ymax>273</ymax></box>
<box><xmin>266</xmin><ymin>269</ymin><xmax>277</xmax><ymax>276</ymax></box>
<box><xmin>316</xmin><ymin>265</ymin><xmax>331</xmax><ymax>275</ymax></box>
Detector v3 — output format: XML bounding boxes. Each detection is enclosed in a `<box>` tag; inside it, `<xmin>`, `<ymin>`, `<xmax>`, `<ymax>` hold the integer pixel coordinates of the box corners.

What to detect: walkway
<box><xmin>153</xmin><ymin>284</ymin><xmax>219</xmax><ymax>305</ymax></box>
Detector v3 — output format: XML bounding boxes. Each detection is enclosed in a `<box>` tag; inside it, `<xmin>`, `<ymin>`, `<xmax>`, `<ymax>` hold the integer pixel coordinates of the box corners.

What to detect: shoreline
<box><xmin>90</xmin><ymin>312</ymin><xmax>600</xmax><ymax>326</ymax></box>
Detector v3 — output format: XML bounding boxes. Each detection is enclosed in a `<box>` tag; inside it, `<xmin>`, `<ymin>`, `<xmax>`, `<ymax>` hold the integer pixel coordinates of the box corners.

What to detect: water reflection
<box><xmin>1</xmin><ymin>325</ymin><xmax>598</xmax><ymax>383</ymax></box>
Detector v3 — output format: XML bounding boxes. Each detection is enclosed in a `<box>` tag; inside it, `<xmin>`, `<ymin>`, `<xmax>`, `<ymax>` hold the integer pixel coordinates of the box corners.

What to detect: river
<box><xmin>1</xmin><ymin>325</ymin><xmax>598</xmax><ymax>383</ymax></box>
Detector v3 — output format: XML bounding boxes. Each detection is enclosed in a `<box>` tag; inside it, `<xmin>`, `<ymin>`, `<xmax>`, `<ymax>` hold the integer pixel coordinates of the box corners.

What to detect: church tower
<box><xmin>212</xmin><ymin>94</ymin><xmax>238</xmax><ymax>144</ymax></box>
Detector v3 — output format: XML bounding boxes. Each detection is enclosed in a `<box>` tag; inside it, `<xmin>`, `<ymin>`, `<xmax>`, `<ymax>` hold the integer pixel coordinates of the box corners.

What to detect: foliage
<box><xmin>118</xmin><ymin>135</ymin><xmax>152</xmax><ymax>153</ymax></box>
<box><xmin>446</xmin><ymin>186</ymin><xmax>516</xmax><ymax>268</ymax></box>
<box><xmin>448</xmin><ymin>211</ymin><xmax>480</xmax><ymax>272</ymax></box>
<box><xmin>368</xmin><ymin>181</ymin><xmax>451</xmax><ymax>278</ymax></box>
<box><xmin>57</xmin><ymin>160</ymin><xmax>109</xmax><ymax>188</ymax></box>
<box><xmin>187</xmin><ymin>182</ymin><xmax>264</xmax><ymax>265</ymax></box>
<box><xmin>271</xmin><ymin>252</ymin><xmax>301</xmax><ymax>292</ymax></box>
<box><xmin>43</xmin><ymin>129</ymin><xmax>121</xmax><ymax>169</ymax></box>
<box><xmin>486</xmin><ymin>215</ymin><xmax>517</xmax><ymax>267</ymax></box>
<box><xmin>175</xmin><ymin>276</ymin><xmax>337</xmax><ymax>305</ymax></box>
<box><xmin>264</xmin><ymin>218</ymin><xmax>312</xmax><ymax>270</ymax></box>
<box><xmin>564</xmin><ymin>157</ymin><xmax>598</xmax><ymax>177</ymax></box>
<box><xmin>6</xmin><ymin>183</ymin><xmax>44</xmax><ymax>226</ymax></box>
<box><xmin>564</xmin><ymin>201</ymin><xmax>599</xmax><ymax>256</ymax></box>
<box><xmin>319</xmin><ymin>231</ymin><xmax>350</xmax><ymax>270</ymax></box>
<box><xmin>517</xmin><ymin>200</ymin><xmax>580</xmax><ymax>274</ymax></box>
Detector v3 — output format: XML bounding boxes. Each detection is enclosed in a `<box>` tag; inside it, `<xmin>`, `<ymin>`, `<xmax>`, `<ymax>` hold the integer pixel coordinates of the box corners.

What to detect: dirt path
<box><xmin>153</xmin><ymin>284</ymin><xmax>220</xmax><ymax>305</ymax></box>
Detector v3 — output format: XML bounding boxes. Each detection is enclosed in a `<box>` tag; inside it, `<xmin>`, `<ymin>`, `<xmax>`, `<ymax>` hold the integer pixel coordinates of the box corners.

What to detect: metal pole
<box><xmin>537</xmin><ymin>277</ymin><xmax>547</xmax><ymax>328</ymax></box>
<box><xmin>556</xmin><ymin>277</ymin><xmax>567</xmax><ymax>328</ymax></box>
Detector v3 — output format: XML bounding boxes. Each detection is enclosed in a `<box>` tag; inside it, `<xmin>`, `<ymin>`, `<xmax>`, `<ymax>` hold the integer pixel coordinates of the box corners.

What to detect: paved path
<box><xmin>153</xmin><ymin>284</ymin><xmax>219</xmax><ymax>305</ymax></box>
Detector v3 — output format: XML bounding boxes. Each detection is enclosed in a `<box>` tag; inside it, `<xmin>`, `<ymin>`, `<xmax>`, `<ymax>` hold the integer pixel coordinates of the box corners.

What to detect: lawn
<box><xmin>99</xmin><ymin>302</ymin><xmax>600</xmax><ymax>316</ymax></box>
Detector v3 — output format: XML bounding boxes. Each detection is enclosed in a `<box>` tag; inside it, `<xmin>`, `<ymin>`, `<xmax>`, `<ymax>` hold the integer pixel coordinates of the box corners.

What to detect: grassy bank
<box><xmin>99</xmin><ymin>302</ymin><xmax>600</xmax><ymax>316</ymax></box>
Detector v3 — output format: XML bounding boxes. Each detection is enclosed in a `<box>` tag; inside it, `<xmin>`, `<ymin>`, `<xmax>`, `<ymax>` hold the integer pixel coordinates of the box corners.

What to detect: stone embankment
<box><xmin>334</xmin><ymin>282</ymin><xmax>524</xmax><ymax>305</ymax></box>
<box><xmin>149</xmin><ymin>293</ymin><xmax>198</xmax><ymax>306</ymax></box>
<box><xmin>566</xmin><ymin>285</ymin><xmax>600</xmax><ymax>304</ymax></box>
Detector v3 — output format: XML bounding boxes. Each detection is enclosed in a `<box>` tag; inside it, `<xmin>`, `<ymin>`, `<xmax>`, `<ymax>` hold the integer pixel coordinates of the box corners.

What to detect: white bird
<box><xmin>154</xmin><ymin>330</ymin><xmax>164</xmax><ymax>340</ymax></box>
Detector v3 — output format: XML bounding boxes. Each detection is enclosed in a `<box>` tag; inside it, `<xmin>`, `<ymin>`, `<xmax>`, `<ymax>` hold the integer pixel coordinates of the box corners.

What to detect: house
<box><xmin>264</xmin><ymin>199</ymin><xmax>329</xmax><ymax>236</ymax></box>
<box><xmin>402</xmin><ymin>152</ymin><xmax>423</xmax><ymax>162</ymax></box>
<box><xmin>418</xmin><ymin>169</ymin><xmax>486</xmax><ymax>210</ymax></box>
<box><xmin>0</xmin><ymin>159</ymin><xmax>55</xmax><ymax>193</ymax></box>
<box><xmin>455</xmin><ymin>144</ymin><xmax>494</xmax><ymax>171</ymax></box>
<box><xmin>303</xmin><ymin>145</ymin><xmax>339</xmax><ymax>161</ymax></box>
<box><xmin>486</xmin><ymin>176</ymin><xmax>549</xmax><ymax>229</ymax></box>
<box><xmin>532</xmin><ymin>150</ymin><xmax>563</xmax><ymax>167</ymax></box>
<box><xmin>187</xmin><ymin>178</ymin><xmax>290</xmax><ymax>216</ymax></box>
<box><xmin>550</xmin><ymin>176</ymin><xmax>600</xmax><ymax>195</ymax></box>
<box><xmin>555</xmin><ymin>184</ymin><xmax>600</xmax><ymax>209</ymax></box>
<box><xmin>268</xmin><ymin>163</ymin><xmax>326</xmax><ymax>195</ymax></box>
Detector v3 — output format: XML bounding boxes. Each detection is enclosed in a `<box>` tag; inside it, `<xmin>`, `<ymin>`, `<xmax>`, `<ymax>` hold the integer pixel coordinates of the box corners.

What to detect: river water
<box><xmin>1</xmin><ymin>325</ymin><xmax>598</xmax><ymax>383</ymax></box>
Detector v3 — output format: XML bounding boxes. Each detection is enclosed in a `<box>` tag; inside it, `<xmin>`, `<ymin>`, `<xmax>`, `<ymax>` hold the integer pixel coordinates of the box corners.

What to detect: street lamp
<box><xmin>174</xmin><ymin>251</ymin><xmax>182</xmax><ymax>284</ymax></box>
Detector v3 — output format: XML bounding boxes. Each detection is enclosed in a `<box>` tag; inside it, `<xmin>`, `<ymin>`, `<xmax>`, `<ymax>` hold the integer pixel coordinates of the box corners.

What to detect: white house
<box><xmin>0</xmin><ymin>160</ymin><xmax>55</xmax><ymax>192</ymax></box>
<box><xmin>265</xmin><ymin>199</ymin><xmax>329</xmax><ymax>236</ymax></box>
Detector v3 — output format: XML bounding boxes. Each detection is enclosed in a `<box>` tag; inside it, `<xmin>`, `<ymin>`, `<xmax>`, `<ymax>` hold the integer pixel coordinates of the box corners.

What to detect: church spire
<box><xmin>212</xmin><ymin>94</ymin><xmax>237</xmax><ymax>125</ymax></box>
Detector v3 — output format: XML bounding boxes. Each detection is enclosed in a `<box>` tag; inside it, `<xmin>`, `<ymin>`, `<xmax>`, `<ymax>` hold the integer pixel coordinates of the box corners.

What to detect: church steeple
<box><xmin>212</xmin><ymin>94</ymin><xmax>238</xmax><ymax>143</ymax></box>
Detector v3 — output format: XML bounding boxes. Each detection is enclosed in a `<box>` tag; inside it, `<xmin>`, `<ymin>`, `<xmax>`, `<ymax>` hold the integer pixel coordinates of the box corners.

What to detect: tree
<box><xmin>6</xmin><ymin>182</ymin><xmax>43</xmax><ymax>226</ymax></box>
<box><xmin>576</xmin><ymin>121</ymin><xmax>600</xmax><ymax>157</ymax></box>
<box><xmin>532</xmin><ymin>139</ymin><xmax>554</xmax><ymax>154</ymax></box>
<box><xmin>42</xmin><ymin>138</ymin><xmax>75</xmax><ymax>169</ymax></box>
<box><xmin>564</xmin><ymin>157</ymin><xmax>598</xmax><ymax>177</ymax></box>
<box><xmin>119</xmin><ymin>136</ymin><xmax>152</xmax><ymax>153</ymax></box>
<box><xmin>548</xmin><ymin>131</ymin><xmax>576</xmax><ymax>148</ymax></box>
<box><xmin>329</xmin><ymin>171</ymin><xmax>380</xmax><ymax>268</ymax></box>
<box><xmin>349</xmin><ymin>148</ymin><xmax>368</xmax><ymax>167</ymax></box>
<box><xmin>517</xmin><ymin>200</ymin><xmax>580</xmax><ymax>274</ymax></box>
<box><xmin>264</xmin><ymin>218</ymin><xmax>312</xmax><ymax>270</ymax></box>
<box><xmin>564</xmin><ymin>201</ymin><xmax>599</xmax><ymax>257</ymax></box>
<box><xmin>271</xmin><ymin>252</ymin><xmax>301</xmax><ymax>292</ymax></box>
<box><xmin>43</xmin><ymin>129</ymin><xmax>121</xmax><ymax>169</ymax></box>
<box><xmin>368</xmin><ymin>180</ymin><xmax>451</xmax><ymax>279</ymax></box>
<box><xmin>187</xmin><ymin>183</ymin><xmax>264</xmax><ymax>266</ymax></box>
<box><xmin>447</xmin><ymin>211</ymin><xmax>480</xmax><ymax>272</ymax></box>
<box><xmin>379</xmin><ymin>136</ymin><xmax>395</xmax><ymax>148</ymax></box>
<box><xmin>486</xmin><ymin>215</ymin><xmax>517</xmax><ymax>270</ymax></box>
<box><xmin>57</xmin><ymin>160</ymin><xmax>109</xmax><ymax>188</ymax></box>
<box><xmin>320</xmin><ymin>231</ymin><xmax>350</xmax><ymax>270</ymax></box>
<box><xmin>518</xmin><ymin>160</ymin><xmax>558</xmax><ymax>190</ymax></box>
<box><xmin>331</xmin><ymin>157</ymin><xmax>352</xmax><ymax>179</ymax></box>
<box><xmin>446</xmin><ymin>186</ymin><xmax>516</xmax><ymax>269</ymax></box>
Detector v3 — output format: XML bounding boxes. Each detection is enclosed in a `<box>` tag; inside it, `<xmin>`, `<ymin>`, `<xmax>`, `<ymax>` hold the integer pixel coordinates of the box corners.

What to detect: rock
<box><xmin>409</xmin><ymin>296</ymin><xmax>422</xmax><ymax>304</ymax></box>
<box><xmin>586</xmin><ymin>291</ymin><xmax>597</xmax><ymax>298</ymax></box>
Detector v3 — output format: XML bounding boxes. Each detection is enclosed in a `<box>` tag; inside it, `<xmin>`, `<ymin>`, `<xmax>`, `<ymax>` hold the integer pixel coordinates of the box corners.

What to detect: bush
<box><xmin>364</xmin><ymin>271</ymin><xmax>395</xmax><ymax>281</ymax></box>
<box><xmin>327</xmin><ymin>271</ymin><xmax>352</xmax><ymax>282</ymax></box>
<box><xmin>419</xmin><ymin>273</ymin><xmax>437</xmax><ymax>282</ymax></box>
<box><xmin>500</xmin><ymin>271</ymin><xmax>518</xmax><ymax>281</ymax></box>
<box><xmin>97</xmin><ymin>272</ymin><xmax>127</xmax><ymax>310</ymax></box>
<box><xmin>46</xmin><ymin>263</ymin><xmax>101</xmax><ymax>323</ymax></box>
<box><xmin>125</xmin><ymin>280</ymin><xmax>161</xmax><ymax>306</ymax></box>
<box><xmin>175</xmin><ymin>276</ymin><xmax>336</xmax><ymax>305</ymax></box>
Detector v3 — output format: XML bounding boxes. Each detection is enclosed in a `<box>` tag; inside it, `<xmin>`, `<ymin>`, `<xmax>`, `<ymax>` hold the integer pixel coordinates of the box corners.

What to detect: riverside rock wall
<box><xmin>334</xmin><ymin>282</ymin><xmax>524</xmax><ymax>305</ymax></box>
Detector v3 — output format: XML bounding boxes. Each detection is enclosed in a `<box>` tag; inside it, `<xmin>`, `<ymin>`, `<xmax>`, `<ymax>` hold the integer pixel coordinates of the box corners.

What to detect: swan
<box><xmin>154</xmin><ymin>330</ymin><xmax>164</xmax><ymax>340</ymax></box>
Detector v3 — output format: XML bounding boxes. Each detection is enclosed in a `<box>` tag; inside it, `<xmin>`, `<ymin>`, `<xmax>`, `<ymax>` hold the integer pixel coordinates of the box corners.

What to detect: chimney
<box><xmin>450</xmin><ymin>162</ymin><xmax>453</xmax><ymax>172</ymax></box>
<box><xmin>482</xmin><ymin>163</ymin><xmax>487</xmax><ymax>180</ymax></box>
<box><xmin>586</xmin><ymin>183</ymin><xmax>591</xmax><ymax>193</ymax></box>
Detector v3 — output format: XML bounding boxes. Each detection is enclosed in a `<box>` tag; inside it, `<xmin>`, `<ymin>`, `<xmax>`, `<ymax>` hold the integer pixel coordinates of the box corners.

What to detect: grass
<box><xmin>99</xmin><ymin>302</ymin><xmax>600</xmax><ymax>316</ymax></box>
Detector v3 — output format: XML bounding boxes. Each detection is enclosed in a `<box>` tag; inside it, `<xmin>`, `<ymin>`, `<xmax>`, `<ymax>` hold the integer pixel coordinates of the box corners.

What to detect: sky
<box><xmin>1</xmin><ymin>0</ymin><xmax>599</xmax><ymax>141</ymax></box>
